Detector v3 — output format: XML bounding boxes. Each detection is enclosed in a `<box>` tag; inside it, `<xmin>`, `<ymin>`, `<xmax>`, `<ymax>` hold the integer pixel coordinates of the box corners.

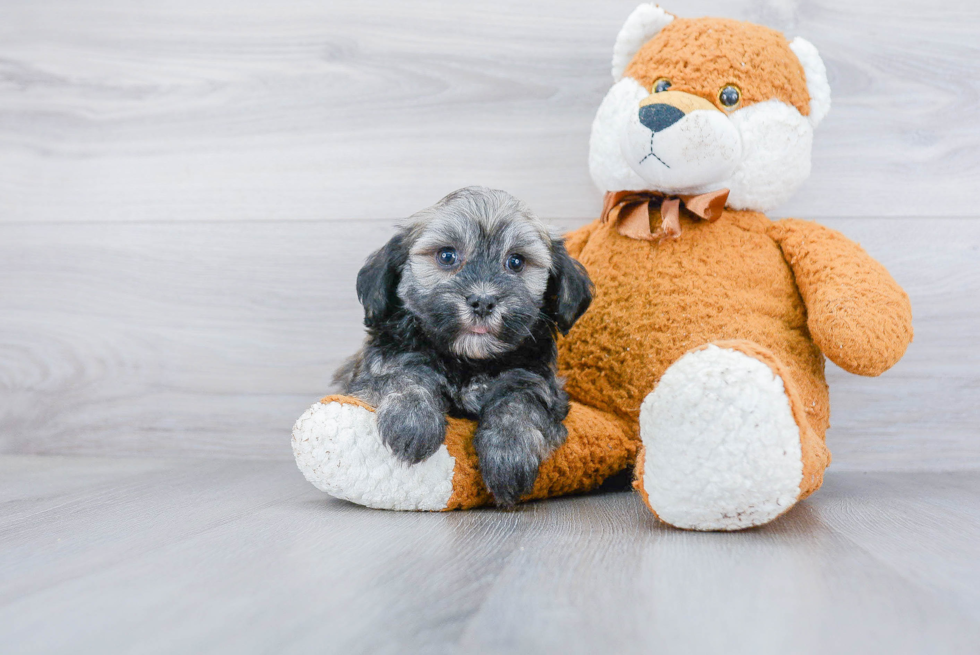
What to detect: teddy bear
<box><xmin>291</xmin><ymin>5</ymin><xmax>913</xmax><ymax>530</ymax></box>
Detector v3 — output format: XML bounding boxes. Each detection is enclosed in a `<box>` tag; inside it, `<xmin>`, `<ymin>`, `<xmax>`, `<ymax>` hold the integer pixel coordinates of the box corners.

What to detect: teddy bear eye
<box><xmin>719</xmin><ymin>85</ymin><xmax>741</xmax><ymax>108</ymax></box>
<box><xmin>653</xmin><ymin>78</ymin><xmax>672</xmax><ymax>93</ymax></box>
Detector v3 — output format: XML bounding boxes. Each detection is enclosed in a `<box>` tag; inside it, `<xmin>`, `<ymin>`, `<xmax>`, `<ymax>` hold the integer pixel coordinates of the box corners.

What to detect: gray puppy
<box><xmin>336</xmin><ymin>186</ymin><xmax>594</xmax><ymax>507</ymax></box>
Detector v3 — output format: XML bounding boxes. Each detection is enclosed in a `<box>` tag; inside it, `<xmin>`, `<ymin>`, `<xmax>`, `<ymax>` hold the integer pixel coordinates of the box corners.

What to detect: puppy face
<box><xmin>357</xmin><ymin>187</ymin><xmax>593</xmax><ymax>360</ymax></box>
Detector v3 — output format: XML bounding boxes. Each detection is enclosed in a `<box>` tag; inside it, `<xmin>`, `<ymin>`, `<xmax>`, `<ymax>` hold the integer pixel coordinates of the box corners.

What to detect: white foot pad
<box><xmin>640</xmin><ymin>345</ymin><xmax>803</xmax><ymax>530</ymax></box>
<box><xmin>291</xmin><ymin>401</ymin><xmax>456</xmax><ymax>511</ymax></box>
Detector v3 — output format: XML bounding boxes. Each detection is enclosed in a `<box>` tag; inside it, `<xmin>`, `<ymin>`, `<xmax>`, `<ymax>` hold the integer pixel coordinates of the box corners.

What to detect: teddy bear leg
<box><xmin>292</xmin><ymin>395</ymin><xmax>638</xmax><ymax>511</ymax></box>
<box><xmin>634</xmin><ymin>341</ymin><xmax>830</xmax><ymax>531</ymax></box>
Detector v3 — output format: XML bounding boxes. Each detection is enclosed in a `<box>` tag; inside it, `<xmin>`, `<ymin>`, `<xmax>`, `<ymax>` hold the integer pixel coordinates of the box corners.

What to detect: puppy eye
<box><xmin>719</xmin><ymin>85</ymin><xmax>741</xmax><ymax>109</ymax></box>
<box><xmin>506</xmin><ymin>254</ymin><xmax>525</xmax><ymax>272</ymax></box>
<box><xmin>653</xmin><ymin>78</ymin><xmax>671</xmax><ymax>93</ymax></box>
<box><xmin>436</xmin><ymin>247</ymin><xmax>458</xmax><ymax>268</ymax></box>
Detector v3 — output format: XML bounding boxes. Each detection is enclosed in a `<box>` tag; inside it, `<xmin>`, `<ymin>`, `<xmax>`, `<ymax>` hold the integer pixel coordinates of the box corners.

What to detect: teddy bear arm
<box><xmin>442</xmin><ymin>400</ymin><xmax>638</xmax><ymax>508</ymax></box>
<box><xmin>770</xmin><ymin>218</ymin><xmax>913</xmax><ymax>376</ymax></box>
<box><xmin>293</xmin><ymin>396</ymin><xmax>636</xmax><ymax>512</ymax></box>
<box><xmin>523</xmin><ymin>401</ymin><xmax>639</xmax><ymax>501</ymax></box>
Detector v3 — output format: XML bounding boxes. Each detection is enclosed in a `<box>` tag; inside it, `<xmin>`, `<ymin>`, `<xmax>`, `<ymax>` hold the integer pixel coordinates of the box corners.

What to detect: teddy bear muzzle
<box><xmin>620</xmin><ymin>89</ymin><xmax>742</xmax><ymax>195</ymax></box>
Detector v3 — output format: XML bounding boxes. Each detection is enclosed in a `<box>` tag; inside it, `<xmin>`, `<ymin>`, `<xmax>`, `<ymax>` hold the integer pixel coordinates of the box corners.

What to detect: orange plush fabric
<box><xmin>624</xmin><ymin>17</ymin><xmax>811</xmax><ymax>115</ymax></box>
<box><xmin>769</xmin><ymin>220</ymin><xmax>914</xmax><ymax>376</ymax></box>
<box><xmin>559</xmin><ymin>209</ymin><xmax>833</xmax><ymax>437</ymax></box>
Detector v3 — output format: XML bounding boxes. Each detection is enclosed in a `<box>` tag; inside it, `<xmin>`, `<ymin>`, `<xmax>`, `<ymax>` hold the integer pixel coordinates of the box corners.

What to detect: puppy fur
<box><xmin>336</xmin><ymin>187</ymin><xmax>594</xmax><ymax>507</ymax></box>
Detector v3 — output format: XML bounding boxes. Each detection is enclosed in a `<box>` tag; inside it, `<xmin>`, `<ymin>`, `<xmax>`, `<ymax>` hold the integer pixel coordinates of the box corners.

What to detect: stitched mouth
<box><xmin>639</xmin><ymin>133</ymin><xmax>670</xmax><ymax>168</ymax></box>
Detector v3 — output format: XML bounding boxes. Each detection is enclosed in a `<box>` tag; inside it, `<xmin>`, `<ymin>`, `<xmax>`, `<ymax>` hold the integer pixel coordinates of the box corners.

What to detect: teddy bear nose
<box><xmin>638</xmin><ymin>103</ymin><xmax>685</xmax><ymax>133</ymax></box>
<box><xmin>467</xmin><ymin>294</ymin><xmax>497</xmax><ymax>317</ymax></box>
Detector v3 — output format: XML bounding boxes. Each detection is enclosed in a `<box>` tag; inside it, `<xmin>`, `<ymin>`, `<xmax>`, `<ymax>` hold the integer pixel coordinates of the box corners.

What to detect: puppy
<box><xmin>335</xmin><ymin>186</ymin><xmax>593</xmax><ymax>507</ymax></box>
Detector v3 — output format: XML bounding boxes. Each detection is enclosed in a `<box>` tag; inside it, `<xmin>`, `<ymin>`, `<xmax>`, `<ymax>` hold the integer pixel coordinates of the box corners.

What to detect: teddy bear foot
<box><xmin>291</xmin><ymin>396</ymin><xmax>457</xmax><ymax>511</ymax></box>
<box><xmin>636</xmin><ymin>344</ymin><xmax>805</xmax><ymax>531</ymax></box>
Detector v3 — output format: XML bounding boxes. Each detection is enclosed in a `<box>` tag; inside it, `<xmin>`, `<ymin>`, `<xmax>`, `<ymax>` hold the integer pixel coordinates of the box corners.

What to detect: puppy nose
<box><xmin>638</xmin><ymin>103</ymin><xmax>685</xmax><ymax>133</ymax></box>
<box><xmin>466</xmin><ymin>294</ymin><xmax>497</xmax><ymax>318</ymax></box>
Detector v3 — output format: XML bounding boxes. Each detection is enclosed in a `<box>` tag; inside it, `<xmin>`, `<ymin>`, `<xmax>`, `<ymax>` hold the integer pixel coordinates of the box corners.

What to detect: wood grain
<box><xmin>0</xmin><ymin>217</ymin><xmax>977</xmax><ymax>468</ymax></box>
<box><xmin>1</xmin><ymin>457</ymin><xmax>979</xmax><ymax>654</ymax></box>
<box><xmin>1</xmin><ymin>3</ymin><xmax>977</xmax><ymax>652</ymax></box>
<box><xmin>0</xmin><ymin>0</ymin><xmax>978</xmax><ymax>224</ymax></box>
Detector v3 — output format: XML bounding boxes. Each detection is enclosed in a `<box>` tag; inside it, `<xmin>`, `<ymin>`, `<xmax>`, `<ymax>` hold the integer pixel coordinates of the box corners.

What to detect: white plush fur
<box><xmin>620</xmin><ymin>102</ymin><xmax>742</xmax><ymax>195</ymax></box>
<box><xmin>725</xmin><ymin>99</ymin><xmax>814</xmax><ymax>212</ymax></box>
<box><xmin>789</xmin><ymin>37</ymin><xmax>831</xmax><ymax>128</ymax></box>
<box><xmin>639</xmin><ymin>346</ymin><xmax>804</xmax><ymax>531</ymax></box>
<box><xmin>589</xmin><ymin>77</ymin><xmax>653</xmax><ymax>192</ymax></box>
<box><xmin>611</xmin><ymin>4</ymin><xmax>674</xmax><ymax>81</ymax></box>
<box><xmin>590</xmin><ymin>88</ymin><xmax>814</xmax><ymax>211</ymax></box>
<box><xmin>292</xmin><ymin>401</ymin><xmax>455</xmax><ymax>511</ymax></box>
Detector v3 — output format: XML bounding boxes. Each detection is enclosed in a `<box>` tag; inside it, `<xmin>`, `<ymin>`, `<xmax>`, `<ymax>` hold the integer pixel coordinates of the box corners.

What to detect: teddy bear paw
<box><xmin>638</xmin><ymin>345</ymin><xmax>805</xmax><ymax>530</ymax></box>
<box><xmin>291</xmin><ymin>398</ymin><xmax>456</xmax><ymax>511</ymax></box>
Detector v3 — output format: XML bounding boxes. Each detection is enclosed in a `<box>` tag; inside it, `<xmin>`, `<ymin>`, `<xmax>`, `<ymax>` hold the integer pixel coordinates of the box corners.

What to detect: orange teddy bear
<box><xmin>292</xmin><ymin>5</ymin><xmax>913</xmax><ymax>530</ymax></box>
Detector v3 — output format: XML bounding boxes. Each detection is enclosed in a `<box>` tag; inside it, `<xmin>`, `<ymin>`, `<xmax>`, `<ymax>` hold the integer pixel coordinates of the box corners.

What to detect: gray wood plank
<box><xmin>457</xmin><ymin>476</ymin><xmax>980</xmax><ymax>655</ymax></box>
<box><xmin>1</xmin><ymin>217</ymin><xmax>977</xmax><ymax>468</ymax></box>
<box><xmin>0</xmin><ymin>455</ymin><xmax>174</xmax><ymax>529</ymax></box>
<box><xmin>0</xmin><ymin>0</ymin><xmax>977</xmax><ymax>224</ymax></box>
<box><xmin>0</xmin><ymin>457</ymin><xmax>527</xmax><ymax>655</ymax></box>
<box><xmin>1</xmin><ymin>457</ymin><xmax>979</xmax><ymax>654</ymax></box>
<box><xmin>816</xmin><ymin>471</ymin><xmax>980</xmax><ymax>623</ymax></box>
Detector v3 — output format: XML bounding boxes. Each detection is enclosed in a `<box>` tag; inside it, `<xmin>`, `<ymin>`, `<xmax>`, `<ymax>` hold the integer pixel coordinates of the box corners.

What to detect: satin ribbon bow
<box><xmin>600</xmin><ymin>188</ymin><xmax>730</xmax><ymax>241</ymax></box>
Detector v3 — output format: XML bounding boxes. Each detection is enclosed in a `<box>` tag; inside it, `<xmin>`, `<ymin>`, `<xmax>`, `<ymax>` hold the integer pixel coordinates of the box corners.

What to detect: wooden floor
<box><xmin>2</xmin><ymin>1</ymin><xmax>980</xmax><ymax>652</ymax></box>
<box><xmin>2</xmin><ymin>456</ymin><xmax>979</xmax><ymax>655</ymax></box>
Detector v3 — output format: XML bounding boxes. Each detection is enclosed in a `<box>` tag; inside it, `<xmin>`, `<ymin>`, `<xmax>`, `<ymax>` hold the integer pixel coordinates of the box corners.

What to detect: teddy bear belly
<box><xmin>558</xmin><ymin>218</ymin><xmax>829</xmax><ymax>435</ymax></box>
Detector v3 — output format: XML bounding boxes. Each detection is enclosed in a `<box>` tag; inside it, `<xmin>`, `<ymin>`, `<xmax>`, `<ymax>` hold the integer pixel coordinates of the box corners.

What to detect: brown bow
<box><xmin>600</xmin><ymin>188</ymin><xmax>730</xmax><ymax>241</ymax></box>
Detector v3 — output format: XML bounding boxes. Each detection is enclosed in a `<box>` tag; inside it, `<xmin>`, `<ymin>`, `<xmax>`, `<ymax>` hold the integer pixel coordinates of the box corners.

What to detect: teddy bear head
<box><xmin>589</xmin><ymin>5</ymin><xmax>830</xmax><ymax>212</ymax></box>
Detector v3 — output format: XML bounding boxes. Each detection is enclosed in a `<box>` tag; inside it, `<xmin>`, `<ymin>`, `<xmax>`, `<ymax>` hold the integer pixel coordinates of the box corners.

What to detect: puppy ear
<box><xmin>546</xmin><ymin>239</ymin><xmax>594</xmax><ymax>335</ymax></box>
<box><xmin>356</xmin><ymin>230</ymin><xmax>409</xmax><ymax>327</ymax></box>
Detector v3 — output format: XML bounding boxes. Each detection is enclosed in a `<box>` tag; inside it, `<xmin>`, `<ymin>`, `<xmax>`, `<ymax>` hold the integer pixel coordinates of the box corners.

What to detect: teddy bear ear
<box><xmin>789</xmin><ymin>37</ymin><xmax>831</xmax><ymax>128</ymax></box>
<box><xmin>611</xmin><ymin>4</ymin><xmax>675</xmax><ymax>82</ymax></box>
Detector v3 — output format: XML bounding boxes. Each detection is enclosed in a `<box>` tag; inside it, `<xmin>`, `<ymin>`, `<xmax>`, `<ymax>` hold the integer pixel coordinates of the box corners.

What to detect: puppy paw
<box><xmin>473</xmin><ymin>428</ymin><xmax>544</xmax><ymax>508</ymax></box>
<box><xmin>376</xmin><ymin>400</ymin><xmax>446</xmax><ymax>464</ymax></box>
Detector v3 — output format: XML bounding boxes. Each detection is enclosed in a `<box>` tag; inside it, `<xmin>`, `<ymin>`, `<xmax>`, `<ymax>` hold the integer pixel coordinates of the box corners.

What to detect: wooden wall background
<box><xmin>1</xmin><ymin>0</ymin><xmax>978</xmax><ymax>468</ymax></box>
